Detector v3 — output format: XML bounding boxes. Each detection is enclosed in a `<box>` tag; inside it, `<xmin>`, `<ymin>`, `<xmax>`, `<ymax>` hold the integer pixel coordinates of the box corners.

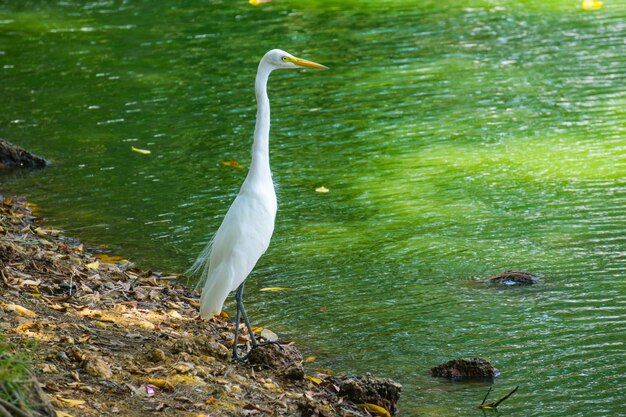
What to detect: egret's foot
<box><xmin>250</xmin><ymin>339</ymin><xmax>283</xmax><ymax>351</ymax></box>
<box><xmin>231</xmin><ymin>346</ymin><xmax>250</xmax><ymax>363</ymax></box>
<box><xmin>231</xmin><ymin>340</ymin><xmax>283</xmax><ymax>363</ymax></box>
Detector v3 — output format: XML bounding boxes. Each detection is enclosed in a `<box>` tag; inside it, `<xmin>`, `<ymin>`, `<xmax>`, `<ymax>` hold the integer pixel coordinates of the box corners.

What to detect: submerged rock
<box><xmin>0</xmin><ymin>139</ymin><xmax>47</xmax><ymax>169</ymax></box>
<box><xmin>486</xmin><ymin>270</ymin><xmax>539</xmax><ymax>286</ymax></box>
<box><xmin>338</xmin><ymin>374</ymin><xmax>402</xmax><ymax>415</ymax></box>
<box><xmin>430</xmin><ymin>358</ymin><xmax>499</xmax><ymax>379</ymax></box>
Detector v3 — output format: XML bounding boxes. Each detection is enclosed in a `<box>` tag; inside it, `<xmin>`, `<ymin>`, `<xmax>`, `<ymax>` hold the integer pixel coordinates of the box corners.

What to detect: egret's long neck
<box><xmin>249</xmin><ymin>65</ymin><xmax>272</xmax><ymax>179</ymax></box>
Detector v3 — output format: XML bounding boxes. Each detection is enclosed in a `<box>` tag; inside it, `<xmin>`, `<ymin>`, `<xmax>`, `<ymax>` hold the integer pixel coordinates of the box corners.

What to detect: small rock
<box><xmin>84</xmin><ymin>356</ymin><xmax>113</xmax><ymax>379</ymax></box>
<box><xmin>172</xmin><ymin>336</ymin><xmax>229</xmax><ymax>359</ymax></box>
<box><xmin>338</xmin><ymin>374</ymin><xmax>402</xmax><ymax>415</ymax></box>
<box><xmin>430</xmin><ymin>358</ymin><xmax>499</xmax><ymax>379</ymax></box>
<box><xmin>174</xmin><ymin>362</ymin><xmax>195</xmax><ymax>374</ymax></box>
<box><xmin>0</xmin><ymin>138</ymin><xmax>47</xmax><ymax>168</ymax></box>
<box><xmin>486</xmin><ymin>270</ymin><xmax>538</xmax><ymax>286</ymax></box>
<box><xmin>41</xmin><ymin>363</ymin><xmax>59</xmax><ymax>374</ymax></box>
<box><xmin>247</xmin><ymin>343</ymin><xmax>304</xmax><ymax>380</ymax></box>
<box><xmin>260</xmin><ymin>328</ymin><xmax>278</xmax><ymax>342</ymax></box>
<box><xmin>149</xmin><ymin>348</ymin><xmax>167</xmax><ymax>363</ymax></box>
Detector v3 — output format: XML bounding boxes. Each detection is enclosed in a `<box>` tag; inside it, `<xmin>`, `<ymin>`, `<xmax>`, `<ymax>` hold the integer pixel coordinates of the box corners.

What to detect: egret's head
<box><xmin>262</xmin><ymin>49</ymin><xmax>328</xmax><ymax>71</ymax></box>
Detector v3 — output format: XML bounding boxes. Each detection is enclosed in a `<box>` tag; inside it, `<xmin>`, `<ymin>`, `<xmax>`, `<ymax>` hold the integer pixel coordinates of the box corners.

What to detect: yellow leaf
<box><xmin>34</xmin><ymin>227</ymin><xmax>48</xmax><ymax>236</ymax></box>
<box><xmin>357</xmin><ymin>403</ymin><xmax>391</xmax><ymax>417</ymax></box>
<box><xmin>85</xmin><ymin>261</ymin><xmax>100</xmax><ymax>270</ymax></box>
<box><xmin>305</xmin><ymin>356</ymin><xmax>316</xmax><ymax>363</ymax></box>
<box><xmin>249</xmin><ymin>0</ymin><xmax>271</xmax><ymax>4</ymax></box>
<box><xmin>56</xmin><ymin>411</ymin><xmax>78</xmax><ymax>417</ymax></box>
<box><xmin>3</xmin><ymin>303</ymin><xmax>37</xmax><ymax>317</ymax></box>
<box><xmin>223</xmin><ymin>160</ymin><xmax>243</xmax><ymax>169</ymax></box>
<box><xmin>131</xmin><ymin>146</ymin><xmax>151</xmax><ymax>155</ymax></box>
<box><xmin>148</xmin><ymin>378</ymin><xmax>175</xmax><ymax>391</ymax></box>
<box><xmin>56</xmin><ymin>397</ymin><xmax>86</xmax><ymax>406</ymax></box>
<box><xmin>582</xmin><ymin>0</ymin><xmax>602</xmax><ymax>9</ymax></box>
<box><xmin>304</xmin><ymin>375</ymin><xmax>323</xmax><ymax>385</ymax></box>
<box><xmin>94</xmin><ymin>254</ymin><xmax>128</xmax><ymax>264</ymax></box>
<box><xmin>260</xmin><ymin>287</ymin><xmax>290</xmax><ymax>292</ymax></box>
<box><xmin>315</xmin><ymin>186</ymin><xmax>329</xmax><ymax>193</ymax></box>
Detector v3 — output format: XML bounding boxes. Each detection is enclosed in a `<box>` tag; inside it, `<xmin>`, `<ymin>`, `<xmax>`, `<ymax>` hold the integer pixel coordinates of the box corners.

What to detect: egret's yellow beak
<box><xmin>289</xmin><ymin>56</ymin><xmax>328</xmax><ymax>70</ymax></box>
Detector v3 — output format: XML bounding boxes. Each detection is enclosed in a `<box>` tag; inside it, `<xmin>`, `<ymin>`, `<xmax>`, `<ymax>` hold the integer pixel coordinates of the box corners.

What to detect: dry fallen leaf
<box><xmin>315</xmin><ymin>186</ymin><xmax>330</xmax><ymax>193</ymax></box>
<box><xmin>304</xmin><ymin>375</ymin><xmax>323</xmax><ymax>385</ymax></box>
<box><xmin>85</xmin><ymin>260</ymin><xmax>100</xmax><ymax>270</ymax></box>
<box><xmin>2</xmin><ymin>303</ymin><xmax>37</xmax><ymax>317</ymax></box>
<box><xmin>56</xmin><ymin>411</ymin><xmax>78</xmax><ymax>417</ymax></box>
<box><xmin>357</xmin><ymin>403</ymin><xmax>391</xmax><ymax>417</ymax></box>
<box><xmin>305</xmin><ymin>356</ymin><xmax>316</xmax><ymax>363</ymax></box>
<box><xmin>148</xmin><ymin>378</ymin><xmax>175</xmax><ymax>391</ymax></box>
<box><xmin>56</xmin><ymin>397</ymin><xmax>86</xmax><ymax>406</ymax></box>
<box><xmin>131</xmin><ymin>146</ymin><xmax>151</xmax><ymax>155</ymax></box>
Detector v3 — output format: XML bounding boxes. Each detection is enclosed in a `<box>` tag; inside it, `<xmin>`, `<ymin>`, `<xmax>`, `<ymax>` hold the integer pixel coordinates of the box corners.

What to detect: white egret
<box><xmin>189</xmin><ymin>49</ymin><xmax>327</xmax><ymax>360</ymax></box>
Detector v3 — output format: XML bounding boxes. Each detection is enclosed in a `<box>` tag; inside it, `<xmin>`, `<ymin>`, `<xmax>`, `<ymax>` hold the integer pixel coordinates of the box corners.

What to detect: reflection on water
<box><xmin>2</xmin><ymin>1</ymin><xmax>626</xmax><ymax>415</ymax></box>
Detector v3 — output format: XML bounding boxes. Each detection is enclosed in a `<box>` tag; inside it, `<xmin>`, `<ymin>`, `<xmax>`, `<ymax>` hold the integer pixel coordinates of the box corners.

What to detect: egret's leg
<box><xmin>232</xmin><ymin>283</ymin><xmax>259</xmax><ymax>361</ymax></box>
<box><xmin>232</xmin><ymin>294</ymin><xmax>244</xmax><ymax>361</ymax></box>
<box><xmin>234</xmin><ymin>283</ymin><xmax>258</xmax><ymax>348</ymax></box>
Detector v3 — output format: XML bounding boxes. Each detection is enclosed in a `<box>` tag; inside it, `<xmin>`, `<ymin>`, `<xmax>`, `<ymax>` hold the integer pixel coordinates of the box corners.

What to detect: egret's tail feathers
<box><xmin>199</xmin><ymin>264</ymin><xmax>232</xmax><ymax>317</ymax></box>
<box><xmin>186</xmin><ymin>238</ymin><xmax>214</xmax><ymax>289</ymax></box>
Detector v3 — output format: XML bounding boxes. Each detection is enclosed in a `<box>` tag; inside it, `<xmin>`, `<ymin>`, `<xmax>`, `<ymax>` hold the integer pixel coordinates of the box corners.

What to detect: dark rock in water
<box><xmin>486</xmin><ymin>270</ymin><xmax>538</xmax><ymax>285</ymax></box>
<box><xmin>430</xmin><ymin>358</ymin><xmax>499</xmax><ymax>379</ymax></box>
<box><xmin>338</xmin><ymin>374</ymin><xmax>402</xmax><ymax>415</ymax></box>
<box><xmin>247</xmin><ymin>343</ymin><xmax>305</xmax><ymax>380</ymax></box>
<box><xmin>0</xmin><ymin>139</ymin><xmax>47</xmax><ymax>169</ymax></box>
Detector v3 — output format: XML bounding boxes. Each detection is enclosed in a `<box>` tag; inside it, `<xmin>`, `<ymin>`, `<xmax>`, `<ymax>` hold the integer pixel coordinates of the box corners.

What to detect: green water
<box><xmin>2</xmin><ymin>1</ymin><xmax>626</xmax><ymax>415</ymax></box>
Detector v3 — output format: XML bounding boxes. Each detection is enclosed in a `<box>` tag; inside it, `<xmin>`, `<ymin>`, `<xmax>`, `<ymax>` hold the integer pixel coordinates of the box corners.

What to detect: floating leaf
<box><xmin>56</xmin><ymin>397</ymin><xmax>86</xmax><ymax>406</ymax></box>
<box><xmin>304</xmin><ymin>375</ymin><xmax>323</xmax><ymax>385</ymax></box>
<box><xmin>581</xmin><ymin>0</ymin><xmax>602</xmax><ymax>9</ymax></box>
<box><xmin>260</xmin><ymin>287</ymin><xmax>290</xmax><ymax>292</ymax></box>
<box><xmin>131</xmin><ymin>146</ymin><xmax>151</xmax><ymax>155</ymax></box>
<box><xmin>223</xmin><ymin>160</ymin><xmax>243</xmax><ymax>169</ymax></box>
<box><xmin>305</xmin><ymin>356</ymin><xmax>316</xmax><ymax>363</ymax></box>
<box><xmin>94</xmin><ymin>253</ymin><xmax>128</xmax><ymax>264</ymax></box>
<box><xmin>315</xmin><ymin>186</ymin><xmax>330</xmax><ymax>193</ymax></box>
<box><xmin>85</xmin><ymin>261</ymin><xmax>100</xmax><ymax>270</ymax></box>
<box><xmin>357</xmin><ymin>403</ymin><xmax>391</xmax><ymax>417</ymax></box>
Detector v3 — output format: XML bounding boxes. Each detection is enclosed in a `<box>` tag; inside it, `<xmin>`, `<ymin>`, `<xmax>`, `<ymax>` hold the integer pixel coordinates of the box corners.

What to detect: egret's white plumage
<box><xmin>189</xmin><ymin>50</ymin><xmax>326</xmax><ymax>357</ymax></box>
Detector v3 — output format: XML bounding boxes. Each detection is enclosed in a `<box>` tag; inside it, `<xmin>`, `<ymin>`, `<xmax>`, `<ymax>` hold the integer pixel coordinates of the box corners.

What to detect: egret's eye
<box><xmin>281</xmin><ymin>56</ymin><xmax>288</xmax><ymax>62</ymax></box>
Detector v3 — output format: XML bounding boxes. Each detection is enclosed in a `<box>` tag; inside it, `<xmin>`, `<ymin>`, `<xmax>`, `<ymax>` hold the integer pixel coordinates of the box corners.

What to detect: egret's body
<box><xmin>189</xmin><ymin>49</ymin><xmax>326</xmax><ymax>360</ymax></box>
